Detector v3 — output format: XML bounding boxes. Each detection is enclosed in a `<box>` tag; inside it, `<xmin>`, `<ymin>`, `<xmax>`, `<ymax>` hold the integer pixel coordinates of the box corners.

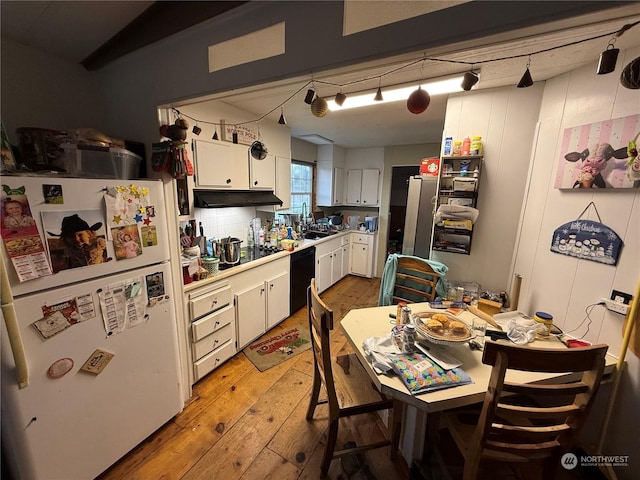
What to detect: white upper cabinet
<box><xmin>346</xmin><ymin>168</ymin><xmax>380</xmax><ymax>206</ymax></box>
<box><xmin>361</xmin><ymin>168</ymin><xmax>380</xmax><ymax>205</ymax></box>
<box><xmin>249</xmin><ymin>152</ymin><xmax>276</xmax><ymax>190</ymax></box>
<box><xmin>193</xmin><ymin>139</ymin><xmax>249</xmax><ymax>189</ymax></box>
<box><xmin>346</xmin><ymin>169</ymin><xmax>362</xmax><ymax>205</ymax></box>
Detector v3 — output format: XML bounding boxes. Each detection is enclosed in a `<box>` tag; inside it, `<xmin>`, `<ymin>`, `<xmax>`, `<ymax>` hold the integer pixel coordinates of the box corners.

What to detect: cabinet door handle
<box><xmin>214</xmin><ymin>339</ymin><xmax>219</xmax><ymax>346</ymax></box>
<box><xmin>211</xmin><ymin>299</ymin><xmax>218</xmax><ymax>307</ymax></box>
<box><xmin>215</xmin><ymin>320</ymin><xmax>220</xmax><ymax>326</ymax></box>
<box><xmin>363</xmin><ymin>200</ymin><xmax>367</xmax><ymax>203</ymax></box>
<box><xmin>254</xmin><ymin>181</ymin><xmax>258</xmax><ymax>185</ymax></box>
<box><xmin>270</xmin><ymin>283</ymin><xmax>274</xmax><ymax>288</ymax></box>
<box><xmin>261</xmin><ymin>288</ymin><xmax>265</xmax><ymax>293</ymax></box>
<box><xmin>226</xmin><ymin>178</ymin><xmax>232</xmax><ymax>184</ymax></box>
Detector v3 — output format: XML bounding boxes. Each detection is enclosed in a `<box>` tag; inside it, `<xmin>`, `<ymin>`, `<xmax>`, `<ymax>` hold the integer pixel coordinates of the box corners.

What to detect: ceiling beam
<box><xmin>81</xmin><ymin>1</ymin><xmax>248</xmax><ymax>71</ymax></box>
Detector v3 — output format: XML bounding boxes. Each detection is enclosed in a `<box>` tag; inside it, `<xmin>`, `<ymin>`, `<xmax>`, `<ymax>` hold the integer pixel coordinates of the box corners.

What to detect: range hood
<box><xmin>193</xmin><ymin>190</ymin><xmax>283</xmax><ymax>208</ymax></box>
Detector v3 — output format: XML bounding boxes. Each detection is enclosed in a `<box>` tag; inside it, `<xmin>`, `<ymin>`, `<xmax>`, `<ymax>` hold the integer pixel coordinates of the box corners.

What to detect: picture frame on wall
<box><xmin>554</xmin><ymin>113</ymin><xmax>640</xmax><ymax>189</ymax></box>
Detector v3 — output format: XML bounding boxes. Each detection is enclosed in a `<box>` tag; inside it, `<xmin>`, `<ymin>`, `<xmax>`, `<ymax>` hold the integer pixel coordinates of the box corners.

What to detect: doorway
<box><xmin>387</xmin><ymin>165</ymin><xmax>419</xmax><ymax>254</ymax></box>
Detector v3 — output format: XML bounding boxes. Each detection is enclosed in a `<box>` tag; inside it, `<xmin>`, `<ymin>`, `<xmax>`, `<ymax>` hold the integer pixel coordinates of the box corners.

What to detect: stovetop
<box><xmin>217</xmin><ymin>245</ymin><xmax>282</xmax><ymax>270</ymax></box>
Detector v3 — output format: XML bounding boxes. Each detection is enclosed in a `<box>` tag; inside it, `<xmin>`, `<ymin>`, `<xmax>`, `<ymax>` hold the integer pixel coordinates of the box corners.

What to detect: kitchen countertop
<box><xmin>183</xmin><ymin>229</ymin><xmax>376</xmax><ymax>293</ymax></box>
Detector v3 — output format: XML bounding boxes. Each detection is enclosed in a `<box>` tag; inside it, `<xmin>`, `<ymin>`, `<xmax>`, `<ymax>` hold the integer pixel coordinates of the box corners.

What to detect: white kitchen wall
<box><xmin>512</xmin><ymin>47</ymin><xmax>640</xmax><ymax>478</ymax></box>
<box><xmin>434</xmin><ymin>82</ymin><xmax>545</xmax><ymax>292</ymax></box>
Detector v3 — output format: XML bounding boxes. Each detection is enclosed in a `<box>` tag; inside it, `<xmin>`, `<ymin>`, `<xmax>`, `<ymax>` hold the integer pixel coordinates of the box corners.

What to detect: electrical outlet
<box><xmin>602</xmin><ymin>298</ymin><xmax>629</xmax><ymax>315</ymax></box>
<box><xmin>611</xmin><ymin>289</ymin><xmax>632</xmax><ymax>305</ymax></box>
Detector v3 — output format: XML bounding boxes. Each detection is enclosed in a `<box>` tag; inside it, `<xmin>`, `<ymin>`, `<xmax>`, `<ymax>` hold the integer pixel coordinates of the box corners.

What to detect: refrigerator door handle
<box><xmin>0</xmin><ymin>255</ymin><xmax>29</xmax><ymax>388</ymax></box>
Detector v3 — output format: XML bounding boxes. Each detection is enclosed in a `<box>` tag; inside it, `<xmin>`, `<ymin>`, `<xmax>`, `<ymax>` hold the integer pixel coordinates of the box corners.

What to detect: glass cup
<box><xmin>472</xmin><ymin>318</ymin><xmax>487</xmax><ymax>348</ymax></box>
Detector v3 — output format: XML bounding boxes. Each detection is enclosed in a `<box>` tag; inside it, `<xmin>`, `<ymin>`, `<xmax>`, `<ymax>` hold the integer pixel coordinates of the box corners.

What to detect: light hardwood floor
<box><xmin>98</xmin><ymin>275</ymin><xmax>408</xmax><ymax>480</ymax></box>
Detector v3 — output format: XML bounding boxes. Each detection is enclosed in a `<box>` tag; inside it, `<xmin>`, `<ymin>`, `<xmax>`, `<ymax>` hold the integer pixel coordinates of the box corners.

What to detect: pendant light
<box><xmin>334</xmin><ymin>90</ymin><xmax>347</xmax><ymax>107</ymax></box>
<box><xmin>461</xmin><ymin>70</ymin><xmax>479</xmax><ymax>91</ymax></box>
<box><xmin>597</xmin><ymin>40</ymin><xmax>619</xmax><ymax>75</ymax></box>
<box><xmin>304</xmin><ymin>88</ymin><xmax>315</xmax><ymax>105</ymax></box>
<box><xmin>406</xmin><ymin>86</ymin><xmax>430</xmax><ymax>114</ymax></box>
<box><xmin>517</xmin><ymin>57</ymin><xmax>534</xmax><ymax>88</ymax></box>
<box><xmin>374</xmin><ymin>79</ymin><xmax>384</xmax><ymax>101</ymax></box>
<box><xmin>310</xmin><ymin>96</ymin><xmax>329</xmax><ymax>117</ymax></box>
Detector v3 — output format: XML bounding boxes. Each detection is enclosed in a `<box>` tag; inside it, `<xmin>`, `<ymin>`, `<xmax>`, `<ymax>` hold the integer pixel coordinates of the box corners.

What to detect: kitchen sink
<box><xmin>303</xmin><ymin>230</ymin><xmax>337</xmax><ymax>239</ymax></box>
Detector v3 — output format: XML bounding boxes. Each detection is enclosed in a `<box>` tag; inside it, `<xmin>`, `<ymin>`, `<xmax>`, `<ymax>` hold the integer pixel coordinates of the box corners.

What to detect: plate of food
<box><xmin>411</xmin><ymin>311</ymin><xmax>474</xmax><ymax>345</ymax></box>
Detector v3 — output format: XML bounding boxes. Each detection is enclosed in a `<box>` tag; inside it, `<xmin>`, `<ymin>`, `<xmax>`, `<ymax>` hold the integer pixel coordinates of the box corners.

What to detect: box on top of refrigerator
<box><xmin>60</xmin><ymin>143</ymin><xmax>141</xmax><ymax>179</ymax></box>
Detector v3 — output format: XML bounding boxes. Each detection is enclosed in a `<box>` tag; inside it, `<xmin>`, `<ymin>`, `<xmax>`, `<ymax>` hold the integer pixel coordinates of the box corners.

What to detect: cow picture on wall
<box><xmin>554</xmin><ymin>113</ymin><xmax>640</xmax><ymax>189</ymax></box>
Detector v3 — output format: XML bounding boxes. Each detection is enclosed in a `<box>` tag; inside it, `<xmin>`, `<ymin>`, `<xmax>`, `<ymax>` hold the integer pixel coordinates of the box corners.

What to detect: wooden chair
<box><xmin>306</xmin><ymin>279</ymin><xmax>402</xmax><ymax>476</ymax></box>
<box><xmin>433</xmin><ymin>341</ymin><xmax>608</xmax><ymax>479</ymax></box>
<box><xmin>392</xmin><ymin>256</ymin><xmax>440</xmax><ymax>304</ymax></box>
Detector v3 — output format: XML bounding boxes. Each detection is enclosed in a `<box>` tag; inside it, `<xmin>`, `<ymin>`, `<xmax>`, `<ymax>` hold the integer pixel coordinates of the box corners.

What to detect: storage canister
<box><xmin>470</xmin><ymin>136</ymin><xmax>483</xmax><ymax>155</ymax></box>
<box><xmin>202</xmin><ymin>256</ymin><xmax>219</xmax><ymax>275</ymax></box>
<box><xmin>534</xmin><ymin>311</ymin><xmax>553</xmax><ymax>337</ymax></box>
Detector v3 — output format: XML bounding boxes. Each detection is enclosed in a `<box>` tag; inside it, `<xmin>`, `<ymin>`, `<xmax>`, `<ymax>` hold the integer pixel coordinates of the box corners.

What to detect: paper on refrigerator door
<box><xmin>98</xmin><ymin>276</ymin><xmax>148</xmax><ymax>335</ymax></box>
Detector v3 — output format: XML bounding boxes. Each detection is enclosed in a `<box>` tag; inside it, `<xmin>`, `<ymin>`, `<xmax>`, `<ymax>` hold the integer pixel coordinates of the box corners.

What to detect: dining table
<box><xmin>340</xmin><ymin>302</ymin><xmax>618</xmax><ymax>414</ymax></box>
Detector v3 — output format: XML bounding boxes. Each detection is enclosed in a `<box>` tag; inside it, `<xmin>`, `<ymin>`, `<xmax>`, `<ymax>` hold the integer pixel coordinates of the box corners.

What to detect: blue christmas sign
<box><xmin>550</xmin><ymin>219</ymin><xmax>623</xmax><ymax>266</ymax></box>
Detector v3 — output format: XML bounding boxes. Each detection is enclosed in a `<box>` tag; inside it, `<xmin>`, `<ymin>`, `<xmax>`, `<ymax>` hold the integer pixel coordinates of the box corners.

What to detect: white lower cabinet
<box><xmin>232</xmin><ymin>257</ymin><xmax>290</xmax><ymax>349</ymax></box>
<box><xmin>235</xmin><ymin>282</ymin><xmax>267</xmax><ymax>348</ymax></box>
<box><xmin>315</xmin><ymin>234</ymin><xmax>351</xmax><ymax>293</ymax></box>
<box><xmin>350</xmin><ymin>233</ymin><xmax>375</xmax><ymax>278</ymax></box>
<box><xmin>188</xmin><ymin>282</ymin><xmax>236</xmax><ymax>383</ymax></box>
<box><xmin>267</xmin><ymin>272</ymin><xmax>289</xmax><ymax>329</ymax></box>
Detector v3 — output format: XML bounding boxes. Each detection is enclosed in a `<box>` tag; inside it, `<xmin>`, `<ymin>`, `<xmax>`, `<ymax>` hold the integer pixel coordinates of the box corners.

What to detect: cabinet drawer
<box><xmin>193</xmin><ymin>339</ymin><xmax>236</xmax><ymax>381</ymax></box>
<box><xmin>189</xmin><ymin>286</ymin><xmax>232</xmax><ymax>320</ymax></box>
<box><xmin>341</xmin><ymin>235</ymin><xmax>350</xmax><ymax>246</ymax></box>
<box><xmin>192</xmin><ymin>322</ymin><xmax>234</xmax><ymax>360</ymax></box>
<box><xmin>351</xmin><ymin>233</ymin><xmax>372</xmax><ymax>245</ymax></box>
<box><xmin>192</xmin><ymin>304</ymin><xmax>234</xmax><ymax>342</ymax></box>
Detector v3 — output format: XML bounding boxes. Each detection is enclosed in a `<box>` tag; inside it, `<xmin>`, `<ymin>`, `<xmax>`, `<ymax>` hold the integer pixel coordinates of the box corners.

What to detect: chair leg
<box><xmin>321</xmin><ymin>418</ymin><xmax>339</xmax><ymax>476</ymax></box>
<box><xmin>462</xmin><ymin>451</ymin><xmax>481</xmax><ymax>480</ymax></box>
<box><xmin>306</xmin><ymin>367</ymin><xmax>322</xmax><ymax>420</ymax></box>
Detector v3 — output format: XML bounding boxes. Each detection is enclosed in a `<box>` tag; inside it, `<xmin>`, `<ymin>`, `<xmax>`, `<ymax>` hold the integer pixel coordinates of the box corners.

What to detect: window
<box><xmin>290</xmin><ymin>160</ymin><xmax>313</xmax><ymax>217</ymax></box>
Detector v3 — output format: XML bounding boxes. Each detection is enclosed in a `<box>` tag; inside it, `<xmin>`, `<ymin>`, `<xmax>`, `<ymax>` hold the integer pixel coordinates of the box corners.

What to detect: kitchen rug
<box><xmin>243</xmin><ymin>319</ymin><xmax>312</xmax><ymax>372</ymax></box>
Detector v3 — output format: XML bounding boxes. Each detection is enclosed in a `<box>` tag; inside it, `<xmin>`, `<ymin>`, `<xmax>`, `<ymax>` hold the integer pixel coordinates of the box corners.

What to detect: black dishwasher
<box><xmin>290</xmin><ymin>246</ymin><xmax>316</xmax><ymax>314</ymax></box>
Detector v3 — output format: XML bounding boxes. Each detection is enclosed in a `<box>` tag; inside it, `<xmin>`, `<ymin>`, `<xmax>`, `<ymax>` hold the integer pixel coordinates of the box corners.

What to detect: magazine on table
<box><xmin>387</xmin><ymin>351</ymin><xmax>472</xmax><ymax>395</ymax></box>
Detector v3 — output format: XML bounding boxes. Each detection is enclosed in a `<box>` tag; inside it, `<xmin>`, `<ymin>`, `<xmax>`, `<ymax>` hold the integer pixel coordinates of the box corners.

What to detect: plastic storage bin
<box><xmin>61</xmin><ymin>144</ymin><xmax>141</xmax><ymax>179</ymax></box>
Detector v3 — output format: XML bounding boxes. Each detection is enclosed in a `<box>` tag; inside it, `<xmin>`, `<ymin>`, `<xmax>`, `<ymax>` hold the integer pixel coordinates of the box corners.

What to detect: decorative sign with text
<box><xmin>550</xmin><ymin>218</ymin><xmax>623</xmax><ymax>265</ymax></box>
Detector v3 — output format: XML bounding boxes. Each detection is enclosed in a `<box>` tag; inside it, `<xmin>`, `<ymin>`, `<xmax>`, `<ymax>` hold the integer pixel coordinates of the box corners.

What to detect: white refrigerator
<box><xmin>402</xmin><ymin>175</ymin><xmax>438</xmax><ymax>258</ymax></box>
<box><xmin>1</xmin><ymin>176</ymin><xmax>183</xmax><ymax>480</ymax></box>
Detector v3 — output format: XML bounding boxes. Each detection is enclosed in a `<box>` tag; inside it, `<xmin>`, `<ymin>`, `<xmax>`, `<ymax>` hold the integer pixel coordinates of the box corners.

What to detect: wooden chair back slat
<box><xmin>503</xmin><ymin>381</ymin><xmax>589</xmax><ymax>396</ymax></box>
<box><xmin>392</xmin><ymin>257</ymin><xmax>440</xmax><ymax>303</ymax></box>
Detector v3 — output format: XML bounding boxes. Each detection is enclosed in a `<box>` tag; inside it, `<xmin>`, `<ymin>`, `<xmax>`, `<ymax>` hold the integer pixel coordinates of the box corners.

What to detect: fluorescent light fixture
<box><xmin>328</xmin><ymin>75</ymin><xmax>465</xmax><ymax>111</ymax></box>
